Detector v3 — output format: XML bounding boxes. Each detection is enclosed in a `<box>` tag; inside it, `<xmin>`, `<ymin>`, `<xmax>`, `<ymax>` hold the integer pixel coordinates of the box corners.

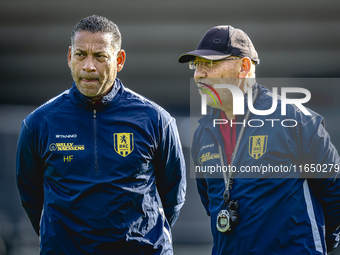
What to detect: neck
<box><xmin>238</xmin><ymin>78</ymin><xmax>255</xmax><ymax>94</ymax></box>
<box><xmin>89</xmin><ymin>85</ymin><xmax>114</xmax><ymax>105</ymax></box>
<box><xmin>222</xmin><ymin>79</ymin><xmax>256</xmax><ymax>120</ymax></box>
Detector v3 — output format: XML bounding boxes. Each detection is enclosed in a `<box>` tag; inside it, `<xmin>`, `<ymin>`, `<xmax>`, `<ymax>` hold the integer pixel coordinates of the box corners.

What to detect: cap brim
<box><xmin>178</xmin><ymin>49</ymin><xmax>231</xmax><ymax>63</ymax></box>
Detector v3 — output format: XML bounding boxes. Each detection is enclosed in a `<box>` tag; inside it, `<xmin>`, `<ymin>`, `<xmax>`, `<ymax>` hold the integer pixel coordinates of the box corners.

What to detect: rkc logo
<box><xmin>199</xmin><ymin>84</ymin><xmax>311</xmax><ymax>116</ymax></box>
<box><xmin>114</xmin><ymin>133</ymin><xmax>134</xmax><ymax>157</ymax></box>
<box><xmin>249</xmin><ymin>135</ymin><xmax>268</xmax><ymax>159</ymax></box>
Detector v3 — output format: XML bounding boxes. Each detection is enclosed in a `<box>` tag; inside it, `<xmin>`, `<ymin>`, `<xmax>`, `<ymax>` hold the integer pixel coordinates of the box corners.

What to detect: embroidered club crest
<box><xmin>249</xmin><ymin>135</ymin><xmax>268</xmax><ymax>159</ymax></box>
<box><xmin>114</xmin><ymin>133</ymin><xmax>134</xmax><ymax>157</ymax></box>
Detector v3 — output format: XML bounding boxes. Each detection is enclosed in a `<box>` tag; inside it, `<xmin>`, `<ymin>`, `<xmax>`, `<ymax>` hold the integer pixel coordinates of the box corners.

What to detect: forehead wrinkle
<box><xmin>73</xmin><ymin>42</ymin><xmax>112</xmax><ymax>54</ymax></box>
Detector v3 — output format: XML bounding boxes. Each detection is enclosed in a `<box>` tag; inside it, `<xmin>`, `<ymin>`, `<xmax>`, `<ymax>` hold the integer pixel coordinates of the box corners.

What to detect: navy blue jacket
<box><xmin>16</xmin><ymin>79</ymin><xmax>186</xmax><ymax>254</ymax></box>
<box><xmin>191</xmin><ymin>84</ymin><xmax>340</xmax><ymax>254</ymax></box>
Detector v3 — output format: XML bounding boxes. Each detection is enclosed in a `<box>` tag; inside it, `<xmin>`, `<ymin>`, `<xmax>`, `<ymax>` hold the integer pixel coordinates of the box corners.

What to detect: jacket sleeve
<box><xmin>16</xmin><ymin>120</ymin><xmax>44</xmax><ymax>235</ymax></box>
<box><xmin>298</xmin><ymin>115</ymin><xmax>340</xmax><ymax>252</ymax></box>
<box><xmin>191</xmin><ymin>130</ymin><xmax>211</xmax><ymax>217</ymax></box>
<box><xmin>154</xmin><ymin>116</ymin><xmax>186</xmax><ymax>227</ymax></box>
<box><xmin>196</xmin><ymin>178</ymin><xmax>210</xmax><ymax>217</ymax></box>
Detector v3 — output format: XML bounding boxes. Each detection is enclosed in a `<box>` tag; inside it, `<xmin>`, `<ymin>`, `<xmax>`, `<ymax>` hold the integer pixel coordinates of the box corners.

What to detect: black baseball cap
<box><xmin>178</xmin><ymin>25</ymin><xmax>259</xmax><ymax>65</ymax></box>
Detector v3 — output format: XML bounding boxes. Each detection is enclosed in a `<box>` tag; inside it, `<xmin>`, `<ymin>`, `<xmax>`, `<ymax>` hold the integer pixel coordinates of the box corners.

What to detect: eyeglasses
<box><xmin>189</xmin><ymin>57</ymin><xmax>241</xmax><ymax>70</ymax></box>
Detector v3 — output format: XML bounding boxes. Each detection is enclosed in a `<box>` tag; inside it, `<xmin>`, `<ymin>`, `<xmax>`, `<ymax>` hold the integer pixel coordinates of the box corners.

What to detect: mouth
<box><xmin>197</xmin><ymin>81</ymin><xmax>216</xmax><ymax>92</ymax></box>
<box><xmin>81</xmin><ymin>79</ymin><xmax>98</xmax><ymax>83</ymax></box>
<box><xmin>80</xmin><ymin>75</ymin><xmax>99</xmax><ymax>83</ymax></box>
<box><xmin>197</xmin><ymin>81</ymin><xmax>210</xmax><ymax>89</ymax></box>
<box><xmin>197</xmin><ymin>82</ymin><xmax>223</xmax><ymax>106</ymax></box>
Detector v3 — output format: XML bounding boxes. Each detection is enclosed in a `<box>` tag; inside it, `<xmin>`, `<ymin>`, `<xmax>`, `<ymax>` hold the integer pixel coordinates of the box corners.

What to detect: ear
<box><xmin>67</xmin><ymin>46</ymin><xmax>72</xmax><ymax>68</ymax></box>
<box><xmin>238</xmin><ymin>57</ymin><xmax>251</xmax><ymax>78</ymax></box>
<box><xmin>117</xmin><ymin>49</ymin><xmax>126</xmax><ymax>72</ymax></box>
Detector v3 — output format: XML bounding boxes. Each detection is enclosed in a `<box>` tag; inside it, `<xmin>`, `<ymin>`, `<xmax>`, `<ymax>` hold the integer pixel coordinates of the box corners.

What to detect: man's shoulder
<box><xmin>257</xmin><ymin>84</ymin><xmax>324</xmax><ymax>125</ymax></box>
<box><xmin>120</xmin><ymin>86</ymin><xmax>172</xmax><ymax>121</ymax></box>
<box><xmin>191</xmin><ymin>111</ymin><xmax>217</xmax><ymax>151</ymax></box>
<box><xmin>24</xmin><ymin>89</ymin><xmax>71</xmax><ymax>127</ymax></box>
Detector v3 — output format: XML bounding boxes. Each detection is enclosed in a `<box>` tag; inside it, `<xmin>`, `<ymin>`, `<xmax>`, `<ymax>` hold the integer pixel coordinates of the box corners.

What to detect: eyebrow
<box><xmin>74</xmin><ymin>48</ymin><xmax>107</xmax><ymax>55</ymax></box>
<box><xmin>74</xmin><ymin>49</ymin><xmax>86</xmax><ymax>53</ymax></box>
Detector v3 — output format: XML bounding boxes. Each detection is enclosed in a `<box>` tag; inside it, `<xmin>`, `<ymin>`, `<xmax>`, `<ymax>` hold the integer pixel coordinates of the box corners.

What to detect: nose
<box><xmin>194</xmin><ymin>65</ymin><xmax>207</xmax><ymax>80</ymax></box>
<box><xmin>82</xmin><ymin>56</ymin><xmax>96</xmax><ymax>72</ymax></box>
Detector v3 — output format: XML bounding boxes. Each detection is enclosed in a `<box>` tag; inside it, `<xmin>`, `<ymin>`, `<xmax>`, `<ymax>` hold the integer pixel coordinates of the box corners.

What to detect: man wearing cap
<box><xmin>179</xmin><ymin>25</ymin><xmax>340</xmax><ymax>254</ymax></box>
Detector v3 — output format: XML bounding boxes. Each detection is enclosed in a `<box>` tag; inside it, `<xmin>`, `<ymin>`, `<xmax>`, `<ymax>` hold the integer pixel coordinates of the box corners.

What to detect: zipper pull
<box><xmin>93</xmin><ymin>109</ymin><xmax>97</xmax><ymax>118</ymax></box>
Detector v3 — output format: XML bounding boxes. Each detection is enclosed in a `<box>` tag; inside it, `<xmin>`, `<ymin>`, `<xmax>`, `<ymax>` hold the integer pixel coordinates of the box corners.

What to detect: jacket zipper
<box><xmin>93</xmin><ymin>109</ymin><xmax>100</xmax><ymax>177</ymax></box>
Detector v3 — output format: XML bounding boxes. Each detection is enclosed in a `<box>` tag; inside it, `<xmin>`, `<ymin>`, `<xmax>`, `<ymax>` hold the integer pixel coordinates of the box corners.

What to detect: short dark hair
<box><xmin>71</xmin><ymin>15</ymin><xmax>121</xmax><ymax>50</ymax></box>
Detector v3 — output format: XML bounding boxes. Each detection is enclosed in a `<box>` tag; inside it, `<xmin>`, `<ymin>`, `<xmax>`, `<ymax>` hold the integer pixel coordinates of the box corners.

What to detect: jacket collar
<box><xmin>69</xmin><ymin>78</ymin><xmax>123</xmax><ymax>111</ymax></box>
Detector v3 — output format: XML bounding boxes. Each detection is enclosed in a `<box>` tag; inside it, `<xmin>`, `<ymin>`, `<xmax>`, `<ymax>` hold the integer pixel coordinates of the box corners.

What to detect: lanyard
<box><xmin>218</xmin><ymin>87</ymin><xmax>259</xmax><ymax>203</ymax></box>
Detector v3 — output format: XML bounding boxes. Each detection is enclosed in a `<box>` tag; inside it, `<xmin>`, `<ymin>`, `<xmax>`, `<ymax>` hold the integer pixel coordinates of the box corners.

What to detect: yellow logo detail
<box><xmin>199</xmin><ymin>152</ymin><xmax>220</xmax><ymax>165</ymax></box>
<box><xmin>49</xmin><ymin>143</ymin><xmax>85</xmax><ymax>151</ymax></box>
<box><xmin>114</xmin><ymin>133</ymin><xmax>134</xmax><ymax>157</ymax></box>
<box><xmin>63</xmin><ymin>155</ymin><xmax>73</xmax><ymax>162</ymax></box>
<box><xmin>249</xmin><ymin>135</ymin><xmax>268</xmax><ymax>159</ymax></box>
